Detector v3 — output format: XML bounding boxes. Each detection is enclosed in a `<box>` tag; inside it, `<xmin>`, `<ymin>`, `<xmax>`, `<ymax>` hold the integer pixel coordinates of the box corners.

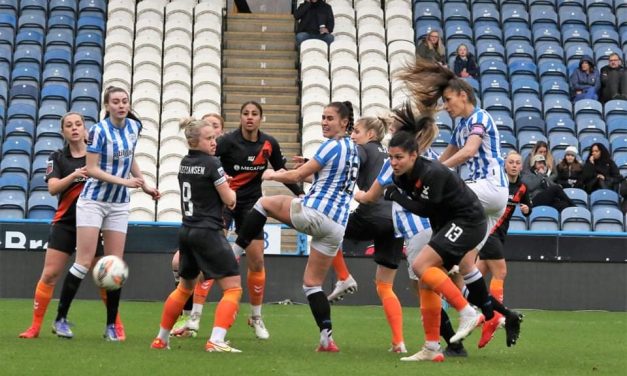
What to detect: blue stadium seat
<box><xmin>48</xmin><ymin>14</ymin><xmax>76</xmax><ymax>29</ymax></box>
<box><xmin>579</xmin><ymin>134</ymin><xmax>610</xmax><ymax>155</ymax></box>
<box><xmin>565</xmin><ymin>188</ymin><xmax>589</xmax><ymax>208</ymax></box>
<box><xmin>41</xmin><ymin>84</ymin><xmax>70</xmax><ymax>103</ymax></box>
<box><xmin>576</xmin><ymin>115</ymin><xmax>606</xmax><ymax>137</ymax></box>
<box><xmin>562</xmin><ymin>25</ymin><xmax>591</xmax><ymax>50</ymax></box>
<box><xmin>604</xmin><ymin>100</ymin><xmax>627</xmax><ymax>125</ymax></box>
<box><xmin>515</xmin><ymin>116</ymin><xmax>545</xmax><ymax>134</ymax></box>
<box><xmin>506</xmin><ymin>41</ymin><xmax>535</xmax><ymax>62</ymax></box>
<box><xmin>593</xmin><ymin>207</ymin><xmax>624</xmax><ymax>232</ymax></box>
<box><xmin>75</xmin><ymin>31</ymin><xmax>103</xmax><ymax>48</ymax></box>
<box><xmin>590</xmin><ymin>189</ymin><xmax>620</xmax><ymax>210</ymax></box>
<box><xmin>38</xmin><ymin>101</ymin><xmax>68</xmax><ymax>121</ymax></box>
<box><xmin>43</xmin><ymin>51</ymin><xmax>71</xmax><ymax>70</ymax></box>
<box><xmin>0</xmin><ymin>44</ymin><xmax>12</xmax><ymax>65</ymax></box>
<box><xmin>559</xmin><ymin>6</ymin><xmax>587</xmax><ymax>26</ymax></box>
<box><xmin>511</xmin><ymin>77</ymin><xmax>540</xmax><ymax>96</ymax></box>
<box><xmin>20</xmin><ymin>0</ymin><xmax>47</xmax><ymax>12</ymax></box>
<box><xmin>493</xmin><ymin>113</ymin><xmax>515</xmax><ymax>134</ymax></box>
<box><xmin>45</xmin><ymin>29</ymin><xmax>74</xmax><ymax>50</ymax></box>
<box><xmin>533</xmin><ymin>24</ymin><xmax>562</xmax><ymax>44</ymax></box>
<box><xmin>14</xmin><ymin>45</ymin><xmax>42</xmax><ymax>65</ymax></box>
<box><xmin>476</xmin><ymin>40</ymin><xmax>505</xmax><ymax>62</ymax></box>
<box><xmin>433</xmin><ymin>129</ymin><xmax>452</xmax><ymax>149</ymax></box>
<box><xmin>0</xmin><ymin>13</ymin><xmax>16</xmax><ymax>29</ymax></box>
<box><xmin>529</xmin><ymin>206</ymin><xmax>560</xmax><ymax>231</ymax></box>
<box><xmin>501</xmin><ymin>4</ymin><xmax>529</xmax><ymax>26</ymax></box>
<box><xmin>509</xmin><ymin>60</ymin><xmax>538</xmax><ymax>78</ymax></box>
<box><xmin>518</xmin><ymin>130</ymin><xmax>547</xmax><ymax>152</ymax></box>
<box><xmin>591</xmin><ymin>28</ymin><xmax>620</xmax><ymax>45</ymax></box>
<box><xmin>50</xmin><ymin>0</ymin><xmax>78</xmax><ymax>18</ymax></box>
<box><xmin>31</xmin><ymin>153</ymin><xmax>48</xmax><ymax>173</ymax></box>
<box><xmin>481</xmin><ymin>75</ymin><xmax>510</xmax><ymax>94</ymax></box>
<box><xmin>541</xmin><ymin>77</ymin><xmax>570</xmax><ymax>96</ymax></box>
<box><xmin>549</xmin><ymin>132</ymin><xmax>579</xmax><ymax>152</ymax></box>
<box><xmin>474</xmin><ymin>24</ymin><xmax>502</xmax><ymax>43</ymax></box>
<box><xmin>509</xmin><ymin>205</ymin><xmax>528</xmax><ymax>231</ymax></box>
<box><xmin>0</xmin><ymin>26</ymin><xmax>15</xmax><ymax>47</ymax></box>
<box><xmin>15</xmin><ymin>29</ymin><xmax>44</xmax><ymax>47</ymax></box>
<box><xmin>535</xmin><ymin>42</ymin><xmax>565</xmax><ymax>63</ymax></box>
<box><xmin>543</xmin><ymin>94</ymin><xmax>573</xmax><ymax>117</ymax></box>
<box><xmin>504</xmin><ymin>24</ymin><xmax>532</xmax><ymax>43</ymax></box>
<box><xmin>547</xmin><ymin>114</ymin><xmax>577</xmax><ymax>135</ymax></box>
<box><xmin>74</xmin><ymin>46</ymin><xmax>102</xmax><ymax>67</ymax></box>
<box><xmin>0</xmin><ymin>189</ymin><xmax>26</xmax><ymax>219</ymax></box>
<box><xmin>27</xmin><ymin>190</ymin><xmax>58</xmax><ymax>219</ymax></box>
<box><xmin>29</xmin><ymin>171</ymin><xmax>46</xmax><ymax>191</ymax></box>
<box><xmin>443</xmin><ymin>3</ymin><xmax>471</xmax><ymax>23</ymax></box>
<box><xmin>415</xmin><ymin>20</ymin><xmax>442</xmax><ymax>40</ymax></box>
<box><xmin>5</xmin><ymin>118</ymin><xmax>35</xmax><ymax>138</ymax></box>
<box><xmin>36</xmin><ymin>119</ymin><xmax>62</xmax><ymax>139</ymax></box>
<box><xmin>18</xmin><ymin>10</ymin><xmax>47</xmax><ymax>31</ymax></box>
<box><xmin>594</xmin><ymin>45</ymin><xmax>622</xmax><ymax>64</ymax></box>
<box><xmin>77</xmin><ymin>16</ymin><xmax>105</xmax><ymax>36</ymax></box>
<box><xmin>574</xmin><ymin>99</ymin><xmax>603</xmax><ymax>117</ymax></box>
<box><xmin>0</xmin><ymin>171</ymin><xmax>28</xmax><ymax>192</ymax></box>
<box><xmin>615</xmin><ymin>154</ymin><xmax>627</xmax><ymax>176</ymax></box>
<box><xmin>566</xmin><ymin>45</ymin><xmax>594</xmax><ymax>67</ymax></box>
<box><xmin>11</xmin><ymin>63</ymin><xmax>41</xmax><ymax>84</ymax></box>
<box><xmin>79</xmin><ymin>0</ymin><xmax>107</xmax><ymax>17</ymax></box>
<box><xmin>514</xmin><ymin>94</ymin><xmax>543</xmax><ymax>118</ymax></box>
<box><xmin>445</xmin><ymin>21</ymin><xmax>473</xmax><ymax>42</ymax></box>
<box><xmin>483</xmin><ymin>92</ymin><xmax>512</xmax><ymax>114</ymax></box>
<box><xmin>0</xmin><ymin>0</ymin><xmax>18</xmax><ymax>12</ymax></box>
<box><xmin>72</xmin><ymin>65</ymin><xmax>101</xmax><ymax>84</ymax></box>
<box><xmin>539</xmin><ymin>60</ymin><xmax>568</xmax><ymax>78</ymax></box>
<box><xmin>7</xmin><ymin>103</ymin><xmax>37</xmax><ymax>122</ymax></box>
<box><xmin>479</xmin><ymin>60</ymin><xmax>508</xmax><ymax>77</ymax></box>
<box><xmin>435</xmin><ymin>111</ymin><xmax>453</xmax><ymax>131</ymax></box>
<box><xmin>561</xmin><ymin>207</ymin><xmax>592</xmax><ymax>231</ymax></box>
<box><xmin>42</xmin><ymin>65</ymin><xmax>71</xmax><ymax>86</ymax></box>
<box><xmin>34</xmin><ymin>137</ymin><xmax>64</xmax><ymax>156</ymax></box>
<box><xmin>446</xmin><ymin>39</ymin><xmax>475</xmax><ymax>60</ymax></box>
<box><xmin>71</xmin><ymin>82</ymin><xmax>99</xmax><ymax>104</ymax></box>
<box><xmin>500</xmin><ymin>130</ymin><xmax>518</xmax><ymax>150</ymax></box>
<box><xmin>0</xmin><ymin>154</ymin><xmax>30</xmax><ymax>175</ymax></box>
<box><xmin>70</xmin><ymin>100</ymin><xmax>98</xmax><ymax>123</ymax></box>
<box><xmin>588</xmin><ymin>7</ymin><xmax>616</xmax><ymax>29</ymax></box>
<box><xmin>2</xmin><ymin>136</ymin><xmax>32</xmax><ymax>156</ymax></box>
<box><xmin>10</xmin><ymin>83</ymin><xmax>39</xmax><ymax>106</ymax></box>
<box><xmin>530</xmin><ymin>5</ymin><xmax>559</xmax><ymax>26</ymax></box>
<box><xmin>608</xmin><ymin>119</ymin><xmax>627</xmax><ymax>141</ymax></box>
<box><xmin>413</xmin><ymin>3</ymin><xmax>441</xmax><ymax>22</ymax></box>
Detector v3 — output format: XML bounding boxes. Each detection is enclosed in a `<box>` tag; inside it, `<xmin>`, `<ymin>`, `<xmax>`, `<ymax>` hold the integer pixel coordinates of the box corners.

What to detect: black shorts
<box><xmin>178</xmin><ymin>226</ymin><xmax>240</xmax><ymax>281</ymax></box>
<box><xmin>48</xmin><ymin>223</ymin><xmax>104</xmax><ymax>256</ymax></box>
<box><xmin>429</xmin><ymin>218</ymin><xmax>487</xmax><ymax>271</ymax></box>
<box><xmin>479</xmin><ymin>234</ymin><xmax>505</xmax><ymax>260</ymax></box>
<box><xmin>223</xmin><ymin>199</ymin><xmax>264</xmax><ymax>240</ymax></box>
<box><xmin>344</xmin><ymin>213</ymin><xmax>404</xmax><ymax>269</ymax></box>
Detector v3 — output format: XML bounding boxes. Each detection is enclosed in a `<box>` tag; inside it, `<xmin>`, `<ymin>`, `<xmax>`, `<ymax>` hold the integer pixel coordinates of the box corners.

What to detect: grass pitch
<box><xmin>1</xmin><ymin>299</ymin><xmax>625</xmax><ymax>376</ymax></box>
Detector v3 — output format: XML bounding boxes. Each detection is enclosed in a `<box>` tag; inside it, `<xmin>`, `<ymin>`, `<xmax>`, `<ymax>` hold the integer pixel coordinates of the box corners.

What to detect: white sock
<box><xmin>157</xmin><ymin>327</ymin><xmax>170</xmax><ymax>342</ymax></box>
<box><xmin>182</xmin><ymin>310</ymin><xmax>191</xmax><ymax>316</ymax></box>
<box><xmin>320</xmin><ymin>328</ymin><xmax>332</xmax><ymax>346</ymax></box>
<box><xmin>191</xmin><ymin>303</ymin><xmax>204</xmax><ymax>316</ymax></box>
<box><xmin>209</xmin><ymin>327</ymin><xmax>227</xmax><ymax>343</ymax></box>
<box><xmin>425</xmin><ymin>341</ymin><xmax>440</xmax><ymax>351</ymax></box>
<box><xmin>459</xmin><ymin>304</ymin><xmax>476</xmax><ymax>318</ymax></box>
<box><xmin>251</xmin><ymin>305</ymin><xmax>262</xmax><ymax>317</ymax></box>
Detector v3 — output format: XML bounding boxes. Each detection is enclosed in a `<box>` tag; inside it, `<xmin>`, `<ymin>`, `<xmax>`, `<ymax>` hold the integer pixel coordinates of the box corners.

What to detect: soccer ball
<box><xmin>92</xmin><ymin>255</ymin><xmax>128</xmax><ymax>290</ymax></box>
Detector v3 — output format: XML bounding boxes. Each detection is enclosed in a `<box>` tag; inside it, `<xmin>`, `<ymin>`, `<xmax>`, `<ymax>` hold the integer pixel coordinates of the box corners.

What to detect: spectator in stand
<box><xmin>581</xmin><ymin>143</ymin><xmax>622</xmax><ymax>194</ymax></box>
<box><xmin>523</xmin><ymin>141</ymin><xmax>555</xmax><ymax>177</ymax></box>
<box><xmin>453</xmin><ymin>44</ymin><xmax>479</xmax><ymax>80</ymax></box>
<box><xmin>522</xmin><ymin>155</ymin><xmax>576</xmax><ymax>212</ymax></box>
<box><xmin>294</xmin><ymin>0</ymin><xmax>334</xmax><ymax>49</ymax></box>
<box><xmin>600</xmin><ymin>53</ymin><xmax>627</xmax><ymax>103</ymax></box>
<box><xmin>569</xmin><ymin>55</ymin><xmax>600</xmax><ymax>102</ymax></box>
<box><xmin>554</xmin><ymin>146</ymin><xmax>583</xmax><ymax>189</ymax></box>
<box><xmin>416</xmin><ymin>30</ymin><xmax>446</xmax><ymax>66</ymax></box>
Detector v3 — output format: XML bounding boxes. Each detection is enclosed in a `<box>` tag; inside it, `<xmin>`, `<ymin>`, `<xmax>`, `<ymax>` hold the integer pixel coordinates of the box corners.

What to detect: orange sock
<box><xmin>100</xmin><ymin>288</ymin><xmax>123</xmax><ymax>326</ymax></box>
<box><xmin>419</xmin><ymin>287</ymin><xmax>442</xmax><ymax>342</ymax></box>
<box><xmin>32</xmin><ymin>280</ymin><xmax>54</xmax><ymax>329</ymax></box>
<box><xmin>332</xmin><ymin>251</ymin><xmax>350</xmax><ymax>281</ymax></box>
<box><xmin>421</xmin><ymin>267</ymin><xmax>468</xmax><ymax>311</ymax></box>
<box><xmin>490</xmin><ymin>278</ymin><xmax>504</xmax><ymax>303</ymax></box>
<box><xmin>376</xmin><ymin>280</ymin><xmax>404</xmax><ymax>345</ymax></box>
<box><xmin>213</xmin><ymin>287</ymin><xmax>242</xmax><ymax>329</ymax></box>
<box><xmin>194</xmin><ymin>279</ymin><xmax>214</xmax><ymax>305</ymax></box>
<box><xmin>160</xmin><ymin>285</ymin><xmax>193</xmax><ymax>330</ymax></box>
<box><xmin>247</xmin><ymin>269</ymin><xmax>265</xmax><ymax>307</ymax></box>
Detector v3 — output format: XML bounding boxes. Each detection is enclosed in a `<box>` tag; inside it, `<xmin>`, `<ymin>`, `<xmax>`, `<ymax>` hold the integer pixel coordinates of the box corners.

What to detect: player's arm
<box><xmin>46</xmin><ymin>153</ymin><xmax>87</xmax><ymax>195</ymax></box>
<box><xmin>438</xmin><ymin>144</ymin><xmax>459</xmax><ymax>163</ymax></box>
<box><xmin>131</xmin><ymin>159</ymin><xmax>160</xmax><ymax>200</ymax></box>
<box><xmin>265</xmin><ymin>159</ymin><xmax>322</xmax><ymax>184</ymax></box>
<box><xmin>355</xmin><ymin>180</ymin><xmax>384</xmax><ymax>204</ymax></box>
<box><xmin>441</xmin><ymin>134</ymin><xmax>482</xmax><ymax>169</ymax></box>
<box><xmin>268</xmin><ymin>138</ymin><xmax>305</xmax><ymax>195</ymax></box>
<box><xmin>216</xmin><ymin>181</ymin><xmax>236</xmax><ymax>210</ymax></box>
<box><xmin>519</xmin><ymin>184</ymin><xmax>532</xmax><ymax>216</ymax></box>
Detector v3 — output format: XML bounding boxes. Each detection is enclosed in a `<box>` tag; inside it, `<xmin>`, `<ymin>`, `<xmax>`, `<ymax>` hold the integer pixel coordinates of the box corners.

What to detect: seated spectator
<box><xmin>416</xmin><ymin>30</ymin><xmax>446</xmax><ymax>66</ymax></box>
<box><xmin>554</xmin><ymin>146</ymin><xmax>583</xmax><ymax>189</ymax></box>
<box><xmin>523</xmin><ymin>141</ymin><xmax>556</xmax><ymax>177</ymax></box>
<box><xmin>569</xmin><ymin>55</ymin><xmax>600</xmax><ymax>102</ymax></box>
<box><xmin>522</xmin><ymin>155</ymin><xmax>576</xmax><ymax>212</ymax></box>
<box><xmin>294</xmin><ymin>0</ymin><xmax>334</xmax><ymax>49</ymax></box>
<box><xmin>581</xmin><ymin>143</ymin><xmax>622</xmax><ymax>193</ymax></box>
<box><xmin>453</xmin><ymin>44</ymin><xmax>479</xmax><ymax>79</ymax></box>
<box><xmin>600</xmin><ymin>53</ymin><xmax>627</xmax><ymax>103</ymax></box>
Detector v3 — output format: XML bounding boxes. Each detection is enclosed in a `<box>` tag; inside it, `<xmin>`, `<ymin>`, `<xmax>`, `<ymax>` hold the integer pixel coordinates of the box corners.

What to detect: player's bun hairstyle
<box><xmin>392</xmin><ymin>101</ymin><xmax>438</xmax><ymax>155</ymax></box>
<box><xmin>389</xmin><ymin>130</ymin><xmax>418</xmax><ymax>153</ymax></box>
<box><xmin>356</xmin><ymin>116</ymin><xmax>388</xmax><ymax>142</ymax></box>
<box><xmin>179</xmin><ymin>117</ymin><xmax>209</xmax><ymax>147</ymax></box>
<box><xmin>327</xmin><ymin>101</ymin><xmax>355</xmax><ymax>133</ymax></box>
<box><xmin>202</xmin><ymin>112</ymin><xmax>225</xmax><ymax>130</ymax></box>
<box><xmin>240</xmin><ymin>101</ymin><xmax>263</xmax><ymax>117</ymax></box>
<box><xmin>103</xmin><ymin>86</ymin><xmax>142</xmax><ymax>123</ymax></box>
<box><xmin>397</xmin><ymin>59</ymin><xmax>477</xmax><ymax>111</ymax></box>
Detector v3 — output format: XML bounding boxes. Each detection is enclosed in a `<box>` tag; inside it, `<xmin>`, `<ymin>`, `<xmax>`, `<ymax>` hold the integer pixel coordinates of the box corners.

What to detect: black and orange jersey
<box><xmin>491</xmin><ymin>176</ymin><xmax>533</xmax><ymax>240</ymax></box>
<box><xmin>45</xmin><ymin>146</ymin><xmax>87</xmax><ymax>225</ymax></box>
<box><xmin>216</xmin><ymin>128</ymin><xmax>304</xmax><ymax>202</ymax></box>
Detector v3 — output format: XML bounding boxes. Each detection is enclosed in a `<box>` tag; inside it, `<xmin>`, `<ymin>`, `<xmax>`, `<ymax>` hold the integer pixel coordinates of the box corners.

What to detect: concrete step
<box><xmin>224</xmin><ymin>84</ymin><xmax>299</xmax><ymax>95</ymax></box>
<box><xmin>224</xmin><ymin>92</ymin><xmax>299</xmax><ymax>106</ymax></box>
<box><xmin>227</xmin><ymin>18</ymin><xmax>295</xmax><ymax>33</ymax></box>
<box><xmin>223</xmin><ymin>75</ymin><xmax>298</xmax><ymax>87</ymax></box>
<box><xmin>224</xmin><ymin>37</ymin><xmax>296</xmax><ymax>51</ymax></box>
<box><xmin>224</xmin><ymin>122</ymin><xmax>301</xmax><ymax>133</ymax></box>
<box><xmin>224</xmin><ymin>110</ymin><xmax>299</xmax><ymax>124</ymax></box>
<box><xmin>224</xmin><ymin>31</ymin><xmax>294</xmax><ymax>42</ymax></box>
<box><xmin>223</xmin><ymin>49</ymin><xmax>298</xmax><ymax>60</ymax></box>
<box><xmin>223</xmin><ymin>103</ymin><xmax>300</xmax><ymax>112</ymax></box>
<box><xmin>223</xmin><ymin>57</ymin><xmax>296</xmax><ymax>70</ymax></box>
<box><xmin>230</xmin><ymin>13</ymin><xmax>294</xmax><ymax>21</ymax></box>
<box><xmin>223</xmin><ymin>67</ymin><xmax>299</xmax><ymax>78</ymax></box>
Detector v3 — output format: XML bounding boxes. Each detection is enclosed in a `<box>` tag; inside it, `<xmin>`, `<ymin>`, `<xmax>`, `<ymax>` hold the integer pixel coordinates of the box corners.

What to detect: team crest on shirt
<box><xmin>421</xmin><ymin>186</ymin><xmax>430</xmax><ymax>200</ymax></box>
<box><xmin>87</xmin><ymin>128</ymin><xmax>96</xmax><ymax>146</ymax></box>
<box><xmin>129</xmin><ymin>133</ymin><xmax>137</xmax><ymax>143</ymax></box>
<box><xmin>46</xmin><ymin>160</ymin><xmax>53</xmax><ymax>176</ymax></box>
<box><xmin>217</xmin><ymin>167</ymin><xmax>225</xmax><ymax>177</ymax></box>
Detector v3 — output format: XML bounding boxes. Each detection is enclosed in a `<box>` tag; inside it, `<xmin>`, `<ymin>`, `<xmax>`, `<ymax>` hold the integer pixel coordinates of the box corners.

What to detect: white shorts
<box><xmin>290</xmin><ymin>199</ymin><xmax>345</xmax><ymax>257</ymax></box>
<box><xmin>76</xmin><ymin>197</ymin><xmax>130</xmax><ymax>234</ymax></box>
<box><xmin>465</xmin><ymin>179</ymin><xmax>508</xmax><ymax>249</ymax></box>
<box><xmin>405</xmin><ymin>228</ymin><xmax>432</xmax><ymax>281</ymax></box>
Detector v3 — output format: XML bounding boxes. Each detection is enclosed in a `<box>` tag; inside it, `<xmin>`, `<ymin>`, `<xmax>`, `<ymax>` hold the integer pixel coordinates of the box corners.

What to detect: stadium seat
<box><xmin>476</xmin><ymin>40</ymin><xmax>505</xmax><ymax>62</ymax></box>
<box><xmin>481</xmin><ymin>75</ymin><xmax>510</xmax><ymax>95</ymax></box>
<box><xmin>474</xmin><ymin>24</ymin><xmax>502</xmax><ymax>42</ymax></box>
<box><xmin>413</xmin><ymin>3</ymin><xmax>441</xmax><ymax>22</ymax></box>
<box><xmin>608</xmin><ymin>120</ymin><xmax>627</xmax><ymax>142</ymax></box>
<box><xmin>43</xmin><ymin>65</ymin><xmax>71</xmax><ymax>86</ymax></box>
<box><xmin>8</xmin><ymin>103</ymin><xmax>37</xmax><ymax>122</ymax></box>
<box><xmin>27</xmin><ymin>190</ymin><xmax>57</xmax><ymax>219</ymax></box>
<box><xmin>515</xmin><ymin>116</ymin><xmax>545</xmax><ymax>134</ymax></box>
<box><xmin>38</xmin><ymin>101</ymin><xmax>67</xmax><ymax>121</ymax></box>
<box><xmin>579</xmin><ymin>134</ymin><xmax>610</xmax><ymax>155</ymax></box>
<box><xmin>504</xmin><ymin>24</ymin><xmax>532</xmax><ymax>44</ymax></box>
<box><xmin>501</xmin><ymin>4</ymin><xmax>529</xmax><ymax>26</ymax></box>
<box><xmin>0</xmin><ymin>27</ymin><xmax>15</xmax><ymax>47</ymax></box>
<box><xmin>500</xmin><ymin>131</ymin><xmax>518</xmax><ymax>151</ymax></box>
<box><xmin>16</xmin><ymin>29</ymin><xmax>44</xmax><ymax>47</ymax></box>
<box><xmin>590</xmin><ymin>189</ymin><xmax>620</xmax><ymax>211</ymax></box>
<box><xmin>511</xmin><ymin>78</ymin><xmax>540</xmax><ymax>96</ymax></box>
<box><xmin>50</xmin><ymin>0</ymin><xmax>77</xmax><ymax>17</ymax></box>
<box><xmin>566</xmin><ymin>45</ymin><xmax>594</xmax><ymax>67</ymax></box>
<box><xmin>616</xmin><ymin>154</ymin><xmax>627</xmax><ymax>175</ymax></box>
<box><xmin>0</xmin><ymin>172</ymin><xmax>28</xmax><ymax>192</ymax></box>
<box><xmin>479</xmin><ymin>60</ymin><xmax>508</xmax><ymax>78</ymax></box>
<box><xmin>565</xmin><ymin>188</ymin><xmax>589</xmax><ymax>208</ymax></box>
<box><xmin>79</xmin><ymin>0</ymin><xmax>107</xmax><ymax>17</ymax></box>
<box><xmin>611</xmin><ymin>137</ymin><xmax>627</xmax><ymax>155</ymax></box>
<box><xmin>549</xmin><ymin>132</ymin><xmax>579</xmax><ymax>152</ymax></box>
<box><xmin>592</xmin><ymin>207</ymin><xmax>624</xmax><ymax>232</ymax></box>
<box><xmin>561</xmin><ymin>207</ymin><xmax>592</xmax><ymax>231</ymax></box>
<box><xmin>506</xmin><ymin>41</ymin><xmax>535</xmax><ymax>62</ymax></box>
<box><xmin>41</xmin><ymin>84</ymin><xmax>70</xmax><ymax>103</ymax></box>
<box><xmin>71</xmin><ymin>82</ymin><xmax>100</xmax><ymax>104</ymax></box>
<box><xmin>0</xmin><ymin>189</ymin><xmax>26</xmax><ymax>219</ymax></box>
<box><xmin>530</xmin><ymin>5</ymin><xmax>558</xmax><ymax>26</ymax></box>
<box><xmin>18</xmin><ymin>10</ymin><xmax>47</xmax><ymax>32</ymax></box>
<box><xmin>543</xmin><ymin>94</ymin><xmax>573</xmax><ymax>117</ymax></box>
<box><xmin>559</xmin><ymin>6</ymin><xmax>587</xmax><ymax>26</ymax></box>
<box><xmin>44</xmin><ymin>48</ymin><xmax>73</xmax><ymax>67</ymax></box>
<box><xmin>518</xmin><ymin>130</ymin><xmax>547</xmax><ymax>153</ymax></box>
<box><xmin>514</xmin><ymin>95</ymin><xmax>543</xmax><ymax>119</ymax></box>
<box><xmin>48</xmin><ymin>15</ymin><xmax>76</xmax><ymax>30</ymax></box>
<box><xmin>576</xmin><ymin>116</ymin><xmax>606</xmax><ymax>137</ymax></box>
<box><xmin>34</xmin><ymin>137</ymin><xmax>64</xmax><ymax>156</ymax></box>
<box><xmin>0</xmin><ymin>154</ymin><xmax>30</xmax><ymax>175</ymax></box>
<box><xmin>72</xmin><ymin>65</ymin><xmax>101</xmax><ymax>84</ymax></box>
<box><xmin>509</xmin><ymin>205</ymin><xmax>528</xmax><ymax>231</ymax></box>
<box><xmin>29</xmin><ymin>172</ymin><xmax>46</xmax><ymax>191</ymax></box>
<box><xmin>445</xmin><ymin>22</ymin><xmax>473</xmax><ymax>43</ymax></box>
<box><xmin>77</xmin><ymin>16</ymin><xmax>106</xmax><ymax>36</ymax></box>
<box><xmin>539</xmin><ymin>60</ymin><xmax>568</xmax><ymax>79</ymax></box>
<box><xmin>493</xmin><ymin>113</ymin><xmax>515</xmax><ymax>134</ymax></box>
<box><xmin>5</xmin><ymin>118</ymin><xmax>35</xmax><ymax>138</ymax></box>
<box><xmin>0</xmin><ymin>14</ymin><xmax>16</xmax><ymax>29</ymax></box>
<box><xmin>483</xmin><ymin>92</ymin><xmax>512</xmax><ymax>115</ymax></box>
<box><xmin>10</xmin><ymin>83</ymin><xmax>39</xmax><ymax>106</ymax></box>
<box><xmin>533</xmin><ymin>25</ymin><xmax>561</xmax><ymax>44</ymax></box>
<box><xmin>529</xmin><ymin>205</ymin><xmax>560</xmax><ymax>231</ymax></box>
<box><xmin>541</xmin><ymin>77</ymin><xmax>570</xmax><ymax>96</ymax></box>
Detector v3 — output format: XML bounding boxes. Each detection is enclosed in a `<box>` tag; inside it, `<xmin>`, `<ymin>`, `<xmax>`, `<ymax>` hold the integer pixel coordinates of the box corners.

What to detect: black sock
<box><xmin>306</xmin><ymin>291</ymin><xmax>332</xmax><ymax>332</ymax></box>
<box><xmin>440</xmin><ymin>308</ymin><xmax>456</xmax><ymax>345</ymax></box>
<box><xmin>106</xmin><ymin>288</ymin><xmax>121</xmax><ymax>325</ymax></box>
<box><xmin>235</xmin><ymin>208</ymin><xmax>267</xmax><ymax>250</ymax></box>
<box><xmin>184</xmin><ymin>294</ymin><xmax>194</xmax><ymax>312</ymax></box>
<box><xmin>56</xmin><ymin>272</ymin><xmax>84</xmax><ymax>321</ymax></box>
<box><xmin>465</xmin><ymin>278</ymin><xmax>494</xmax><ymax>321</ymax></box>
<box><xmin>490</xmin><ymin>295</ymin><xmax>510</xmax><ymax>316</ymax></box>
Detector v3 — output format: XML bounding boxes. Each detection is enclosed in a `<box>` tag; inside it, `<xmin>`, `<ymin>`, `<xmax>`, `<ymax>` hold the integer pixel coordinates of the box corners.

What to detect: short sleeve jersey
<box><xmin>354</xmin><ymin>141</ymin><xmax>391</xmax><ymax>220</ymax></box>
<box><xmin>45</xmin><ymin>146</ymin><xmax>87</xmax><ymax>225</ymax></box>
<box><xmin>491</xmin><ymin>176</ymin><xmax>532</xmax><ymax>240</ymax></box>
<box><xmin>81</xmin><ymin>118</ymin><xmax>142</xmax><ymax>203</ymax></box>
<box><xmin>450</xmin><ymin>107</ymin><xmax>507</xmax><ymax>187</ymax></box>
<box><xmin>392</xmin><ymin>157</ymin><xmax>485</xmax><ymax>231</ymax></box>
<box><xmin>303</xmin><ymin>137</ymin><xmax>360</xmax><ymax>226</ymax></box>
<box><xmin>178</xmin><ymin>150</ymin><xmax>228</xmax><ymax>230</ymax></box>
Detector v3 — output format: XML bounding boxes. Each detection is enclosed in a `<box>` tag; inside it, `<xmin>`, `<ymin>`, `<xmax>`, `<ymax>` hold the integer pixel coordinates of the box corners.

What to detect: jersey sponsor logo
<box><xmin>113</xmin><ymin>149</ymin><xmax>134</xmax><ymax>160</ymax></box>
<box><xmin>247</xmin><ymin>156</ymin><xmax>255</xmax><ymax>162</ymax></box>
<box><xmin>217</xmin><ymin>167</ymin><xmax>225</xmax><ymax>177</ymax></box>
<box><xmin>233</xmin><ymin>164</ymin><xmax>265</xmax><ymax>172</ymax></box>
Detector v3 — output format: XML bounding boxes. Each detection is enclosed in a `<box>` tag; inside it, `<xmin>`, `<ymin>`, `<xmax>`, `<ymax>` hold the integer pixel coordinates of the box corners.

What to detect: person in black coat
<box><xmin>581</xmin><ymin>143</ymin><xmax>622</xmax><ymax>193</ymax></box>
<box><xmin>294</xmin><ymin>0</ymin><xmax>334</xmax><ymax>48</ymax></box>
<box><xmin>453</xmin><ymin>44</ymin><xmax>479</xmax><ymax>79</ymax></box>
<box><xmin>554</xmin><ymin>146</ymin><xmax>583</xmax><ymax>189</ymax></box>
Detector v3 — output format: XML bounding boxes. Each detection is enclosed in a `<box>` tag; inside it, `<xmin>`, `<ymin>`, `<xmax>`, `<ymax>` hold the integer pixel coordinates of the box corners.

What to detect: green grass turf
<box><xmin>0</xmin><ymin>299</ymin><xmax>625</xmax><ymax>376</ymax></box>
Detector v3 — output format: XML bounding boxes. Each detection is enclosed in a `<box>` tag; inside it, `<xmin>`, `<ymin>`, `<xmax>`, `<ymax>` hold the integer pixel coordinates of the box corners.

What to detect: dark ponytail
<box><xmin>327</xmin><ymin>101</ymin><xmax>354</xmax><ymax>134</ymax></box>
<box><xmin>389</xmin><ymin>130</ymin><xmax>417</xmax><ymax>153</ymax></box>
<box><xmin>392</xmin><ymin>101</ymin><xmax>438</xmax><ymax>155</ymax></box>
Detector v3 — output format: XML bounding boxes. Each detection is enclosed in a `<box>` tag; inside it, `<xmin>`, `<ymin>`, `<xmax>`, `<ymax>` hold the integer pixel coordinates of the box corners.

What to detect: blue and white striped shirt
<box><xmin>303</xmin><ymin>137</ymin><xmax>360</xmax><ymax>227</ymax></box>
<box><xmin>81</xmin><ymin>118</ymin><xmax>141</xmax><ymax>203</ymax></box>
<box><xmin>450</xmin><ymin>107</ymin><xmax>507</xmax><ymax>187</ymax></box>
